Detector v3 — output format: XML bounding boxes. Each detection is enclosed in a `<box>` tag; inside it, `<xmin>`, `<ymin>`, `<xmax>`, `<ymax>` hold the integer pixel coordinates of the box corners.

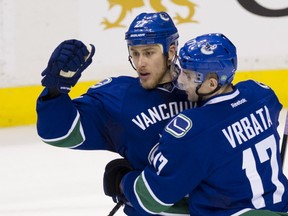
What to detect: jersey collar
<box><xmin>201</xmin><ymin>88</ymin><xmax>240</xmax><ymax>107</ymax></box>
<box><xmin>156</xmin><ymin>81</ymin><xmax>177</xmax><ymax>92</ymax></box>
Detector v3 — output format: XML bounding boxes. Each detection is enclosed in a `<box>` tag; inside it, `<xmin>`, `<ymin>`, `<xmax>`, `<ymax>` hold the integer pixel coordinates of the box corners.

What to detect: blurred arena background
<box><xmin>0</xmin><ymin>1</ymin><xmax>287</xmax><ymax>215</ymax></box>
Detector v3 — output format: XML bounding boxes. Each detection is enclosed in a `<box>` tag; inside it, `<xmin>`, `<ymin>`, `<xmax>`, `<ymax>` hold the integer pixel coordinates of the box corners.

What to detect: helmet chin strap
<box><xmin>128</xmin><ymin>55</ymin><xmax>137</xmax><ymax>71</ymax></box>
<box><xmin>128</xmin><ymin>50</ymin><xmax>178</xmax><ymax>74</ymax></box>
<box><xmin>128</xmin><ymin>50</ymin><xmax>180</xmax><ymax>84</ymax></box>
<box><xmin>169</xmin><ymin>62</ymin><xmax>181</xmax><ymax>82</ymax></box>
<box><xmin>167</xmin><ymin>54</ymin><xmax>180</xmax><ymax>82</ymax></box>
<box><xmin>195</xmin><ymin>83</ymin><xmax>222</xmax><ymax>103</ymax></box>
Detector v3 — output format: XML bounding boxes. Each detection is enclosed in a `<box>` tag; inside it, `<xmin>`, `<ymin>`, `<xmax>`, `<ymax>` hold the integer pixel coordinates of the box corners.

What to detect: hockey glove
<box><xmin>41</xmin><ymin>39</ymin><xmax>95</xmax><ymax>94</ymax></box>
<box><xmin>103</xmin><ymin>158</ymin><xmax>133</xmax><ymax>202</ymax></box>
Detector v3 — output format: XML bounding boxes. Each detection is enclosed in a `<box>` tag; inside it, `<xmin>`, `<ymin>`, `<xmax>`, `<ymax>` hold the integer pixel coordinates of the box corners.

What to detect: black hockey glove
<box><xmin>41</xmin><ymin>39</ymin><xmax>95</xmax><ymax>94</ymax></box>
<box><xmin>103</xmin><ymin>158</ymin><xmax>133</xmax><ymax>202</ymax></box>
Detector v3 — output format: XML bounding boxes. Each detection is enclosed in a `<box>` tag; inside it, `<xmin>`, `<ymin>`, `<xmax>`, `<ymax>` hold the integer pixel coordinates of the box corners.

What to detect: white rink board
<box><xmin>0</xmin><ymin>0</ymin><xmax>288</xmax><ymax>87</ymax></box>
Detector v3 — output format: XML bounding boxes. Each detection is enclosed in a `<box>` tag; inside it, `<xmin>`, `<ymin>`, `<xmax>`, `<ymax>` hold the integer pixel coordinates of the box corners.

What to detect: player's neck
<box><xmin>202</xmin><ymin>84</ymin><xmax>233</xmax><ymax>101</ymax></box>
<box><xmin>216</xmin><ymin>84</ymin><xmax>233</xmax><ymax>95</ymax></box>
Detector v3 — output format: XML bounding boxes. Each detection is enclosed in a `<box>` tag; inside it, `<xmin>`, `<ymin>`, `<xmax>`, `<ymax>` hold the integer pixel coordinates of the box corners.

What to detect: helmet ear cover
<box><xmin>179</xmin><ymin>33</ymin><xmax>237</xmax><ymax>86</ymax></box>
<box><xmin>125</xmin><ymin>12</ymin><xmax>179</xmax><ymax>55</ymax></box>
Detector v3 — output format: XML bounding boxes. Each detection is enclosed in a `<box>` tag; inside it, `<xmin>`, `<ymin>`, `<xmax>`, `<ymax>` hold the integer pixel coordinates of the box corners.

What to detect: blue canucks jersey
<box><xmin>36</xmin><ymin>76</ymin><xmax>194</xmax><ymax>215</ymax></box>
<box><xmin>122</xmin><ymin>80</ymin><xmax>288</xmax><ymax>216</ymax></box>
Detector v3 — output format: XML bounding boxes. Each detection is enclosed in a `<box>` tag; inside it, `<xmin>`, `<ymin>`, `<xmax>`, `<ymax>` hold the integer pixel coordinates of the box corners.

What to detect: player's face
<box><xmin>129</xmin><ymin>45</ymin><xmax>171</xmax><ymax>89</ymax></box>
<box><xmin>177</xmin><ymin>70</ymin><xmax>199</xmax><ymax>102</ymax></box>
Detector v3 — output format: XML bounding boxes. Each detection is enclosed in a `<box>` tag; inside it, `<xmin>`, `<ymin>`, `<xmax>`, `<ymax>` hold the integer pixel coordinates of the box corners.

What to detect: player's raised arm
<box><xmin>36</xmin><ymin>40</ymin><xmax>108</xmax><ymax>150</ymax></box>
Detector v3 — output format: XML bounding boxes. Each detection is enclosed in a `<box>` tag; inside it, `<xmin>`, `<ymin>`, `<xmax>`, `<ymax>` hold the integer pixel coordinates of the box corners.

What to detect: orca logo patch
<box><xmin>165</xmin><ymin>114</ymin><xmax>192</xmax><ymax>138</ymax></box>
<box><xmin>91</xmin><ymin>77</ymin><xmax>112</xmax><ymax>88</ymax></box>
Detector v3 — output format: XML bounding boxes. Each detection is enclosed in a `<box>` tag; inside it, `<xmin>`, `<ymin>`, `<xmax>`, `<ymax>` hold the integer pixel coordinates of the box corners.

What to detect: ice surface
<box><xmin>0</xmin><ymin>126</ymin><xmax>123</xmax><ymax>216</ymax></box>
<box><xmin>0</xmin><ymin>109</ymin><xmax>287</xmax><ymax>216</ymax></box>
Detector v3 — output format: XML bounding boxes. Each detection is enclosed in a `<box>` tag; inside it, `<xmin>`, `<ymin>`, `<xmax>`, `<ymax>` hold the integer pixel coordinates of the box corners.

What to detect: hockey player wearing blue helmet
<box><xmin>36</xmin><ymin>12</ymin><xmax>194</xmax><ymax>215</ymax></box>
<box><xmin>114</xmin><ymin>33</ymin><xmax>288</xmax><ymax>215</ymax></box>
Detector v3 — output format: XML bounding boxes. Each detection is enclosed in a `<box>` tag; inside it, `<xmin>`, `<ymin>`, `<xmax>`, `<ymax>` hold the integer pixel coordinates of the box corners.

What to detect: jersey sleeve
<box><xmin>122</xmin><ymin>114</ymin><xmax>204</xmax><ymax>215</ymax></box>
<box><xmin>36</xmin><ymin>77</ymin><xmax>130</xmax><ymax>151</ymax></box>
<box><xmin>36</xmin><ymin>87</ymin><xmax>113</xmax><ymax>150</ymax></box>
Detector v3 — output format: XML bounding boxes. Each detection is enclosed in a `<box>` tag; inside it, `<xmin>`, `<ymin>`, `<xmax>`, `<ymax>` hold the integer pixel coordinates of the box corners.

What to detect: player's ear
<box><xmin>205</xmin><ymin>73</ymin><xmax>218</xmax><ymax>89</ymax></box>
<box><xmin>208</xmin><ymin>77</ymin><xmax>218</xmax><ymax>89</ymax></box>
<box><xmin>167</xmin><ymin>44</ymin><xmax>176</xmax><ymax>61</ymax></box>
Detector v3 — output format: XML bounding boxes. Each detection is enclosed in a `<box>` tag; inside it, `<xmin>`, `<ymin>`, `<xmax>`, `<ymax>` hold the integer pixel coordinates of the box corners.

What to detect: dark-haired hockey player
<box><xmin>110</xmin><ymin>33</ymin><xmax>288</xmax><ymax>215</ymax></box>
<box><xmin>36</xmin><ymin>12</ymin><xmax>194</xmax><ymax>215</ymax></box>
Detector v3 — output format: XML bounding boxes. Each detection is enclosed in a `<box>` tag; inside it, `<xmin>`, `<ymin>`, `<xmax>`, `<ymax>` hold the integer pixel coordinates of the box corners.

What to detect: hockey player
<box><xmin>109</xmin><ymin>33</ymin><xmax>288</xmax><ymax>215</ymax></box>
<box><xmin>36</xmin><ymin>12</ymin><xmax>194</xmax><ymax>215</ymax></box>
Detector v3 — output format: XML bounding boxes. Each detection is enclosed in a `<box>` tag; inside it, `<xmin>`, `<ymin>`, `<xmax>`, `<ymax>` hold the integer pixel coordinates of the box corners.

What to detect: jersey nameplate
<box><xmin>132</xmin><ymin>101</ymin><xmax>193</xmax><ymax>131</ymax></box>
<box><xmin>222</xmin><ymin>105</ymin><xmax>272</xmax><ymax>148</ymax></box>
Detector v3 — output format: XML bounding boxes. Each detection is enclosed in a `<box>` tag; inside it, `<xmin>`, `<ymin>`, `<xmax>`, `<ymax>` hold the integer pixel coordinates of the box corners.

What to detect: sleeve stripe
<box><xmin>41</xmin><ymin>112</ymin><xmax>86</xmax><ymax>148</ymax></box>
<box><xmin>133</xmin><ymin>172</ymin><xmax>173</xmax><ymax>214</ymax></box>
<box><xmin>134</xmin><ymin>175</ymin><xmax>157</xmax><ymax>215</ymax></box>
<box><xmin>141</xmin><ymin>172</ymin><xmax>173</xmax><ymax>206</ymax></box>
<box><xmin>41</xmin><ymin>112</ymin><xmax>80</xmax><ymax>142</ymax></box>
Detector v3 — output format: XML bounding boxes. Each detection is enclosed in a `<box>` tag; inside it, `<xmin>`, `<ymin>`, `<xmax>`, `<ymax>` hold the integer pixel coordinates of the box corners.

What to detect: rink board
<box><xmin>0</xmin><ymin>69</ymin><xmax>287</xmax><ymax>127</ymax></box>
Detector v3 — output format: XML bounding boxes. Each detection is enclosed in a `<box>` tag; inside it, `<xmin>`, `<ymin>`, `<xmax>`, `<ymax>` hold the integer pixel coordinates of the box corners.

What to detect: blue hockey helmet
<box><xmin>125</xmin><ymin>12</ymin><xmax>179</xmax><ymax>55</ymax></box>
<box><xmin>179</xmin><ymin>33</ymin><xmax>237</xmax><ymax>85</ymax></box>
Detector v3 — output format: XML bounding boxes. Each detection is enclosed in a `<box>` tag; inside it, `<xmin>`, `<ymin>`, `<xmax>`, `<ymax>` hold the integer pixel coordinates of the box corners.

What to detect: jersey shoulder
<box><xmin>77</xmin><ymin>76</ymin><xmax>139</xmax><ymax>112</ymax></box>
<box><xmin>86</xmin><ymin>76</ymin><xmax>139</xmax><ymax>98</ymax></box>
<box><xmin>236</xmin><ymin>79</ymin><xmax>275</xmax><ymax>97</ymax></box>
<box><xmin>235</xmin><ymin>79</ymin><xmax>281</xmax><ymax>107</ymax></box>
<box><xmin>88</xmin><ymin>76</ymin><xmax>138</xmax><ymax>92</ymax></box>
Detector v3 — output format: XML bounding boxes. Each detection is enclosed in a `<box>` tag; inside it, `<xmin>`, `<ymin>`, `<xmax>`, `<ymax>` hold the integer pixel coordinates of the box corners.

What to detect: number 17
<box><xmin>242</xmin><ymin>135</ymin><xmax>285</xmax><ymax>209</ymax></box>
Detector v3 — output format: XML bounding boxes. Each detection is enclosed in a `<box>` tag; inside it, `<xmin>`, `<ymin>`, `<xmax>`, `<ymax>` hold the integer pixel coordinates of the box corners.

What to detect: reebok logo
<box><xmin>231</xmin><ymin>98</ymin><xmax>247</xmax><ymax>108</ymax></box>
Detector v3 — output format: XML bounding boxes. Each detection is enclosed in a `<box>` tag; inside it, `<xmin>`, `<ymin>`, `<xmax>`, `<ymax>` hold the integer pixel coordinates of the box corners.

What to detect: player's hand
<box><xmin>103</xmin><ymin>158</ymin><xmax>133</xmax><ymax>202</ymax></box>
<box><xmin>41</xmin><ymin>39</ymin><xmax>95</xmax><ymax>93</ymax></box>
